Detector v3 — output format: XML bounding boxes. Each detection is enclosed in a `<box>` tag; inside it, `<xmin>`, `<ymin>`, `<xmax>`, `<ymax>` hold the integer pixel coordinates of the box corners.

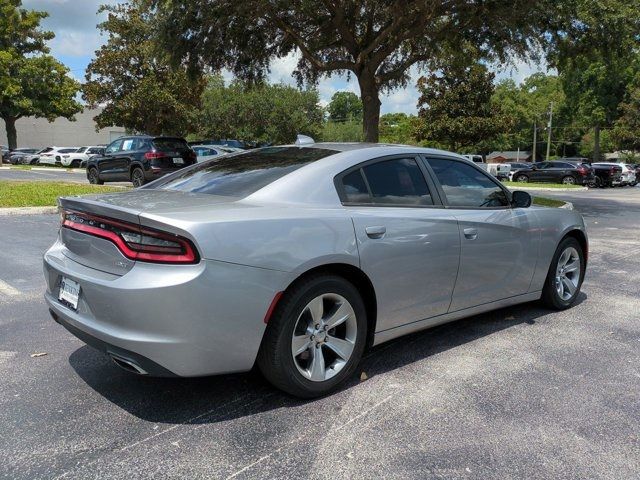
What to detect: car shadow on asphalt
<box><xmin>68</xmin><ymin>293</ymin><xmax>587</xmax><ymax>425</ymax></box>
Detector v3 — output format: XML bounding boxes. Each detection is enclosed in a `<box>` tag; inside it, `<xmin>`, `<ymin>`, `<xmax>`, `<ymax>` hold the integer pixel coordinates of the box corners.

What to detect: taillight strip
<box><xmin>62</xmin><ymin>210</ymin><xmax>198</xmax><ymax>264</ymax></box>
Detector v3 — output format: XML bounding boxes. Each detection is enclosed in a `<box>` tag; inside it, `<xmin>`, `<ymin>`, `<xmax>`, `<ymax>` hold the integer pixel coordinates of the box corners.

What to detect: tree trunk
<box><xmin>4</xmin><ymin>116</ymin><xmax>18</xmax><ymax>150</ymax></box>
<box><xmin>593</xmin><ymin>124</ymin><xmax>601</xmax><ymax>162</ymax></box>
<box><xmin>358</xmin><ymin>73</ymin><xmax>381</xmax><ymax>143</ymax></box>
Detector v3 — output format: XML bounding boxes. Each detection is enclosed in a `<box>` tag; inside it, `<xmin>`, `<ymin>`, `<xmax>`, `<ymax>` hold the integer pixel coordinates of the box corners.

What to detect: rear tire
<box><xmin>541</xmin><ymin>237</ymin><xmax>585</xmax><ymax>310</ymax></box>
<box><xmin>131</xmin><ymin>167</ymin><xmax>146</xmax><ymax>188</ymax></box>
<box><xmin>87</xmin><ymin>167</ymin><xmax>103</xmax><ymax>185</ymax></box>
<box><xmin>257</xmin><ymin>275</ymin><xmax>368</xmax><ymax>398</ymax></box>
<box><xmin>562</xmin><ymin>176</ymin><xmax>576</xmax><ymax>185</ymax></box>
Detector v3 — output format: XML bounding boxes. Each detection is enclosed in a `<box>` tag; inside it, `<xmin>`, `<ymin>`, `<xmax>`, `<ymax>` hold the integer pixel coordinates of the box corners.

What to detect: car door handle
<box><xmin>463</xmin><ymin>228</ymin><xmax>478</xmax><ymax>240</ymax></box>
<box><xmin>365</xmin><ymin>226</ymin><xmax>386</xmax><ymax>239</ymax></box>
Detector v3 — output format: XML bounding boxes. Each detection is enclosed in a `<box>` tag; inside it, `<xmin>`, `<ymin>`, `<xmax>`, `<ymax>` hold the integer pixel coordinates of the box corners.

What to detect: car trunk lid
<box><xmin>57</xmin><ymin>190</ymin><xmax>235</xmax><ymax>274</ymax></box>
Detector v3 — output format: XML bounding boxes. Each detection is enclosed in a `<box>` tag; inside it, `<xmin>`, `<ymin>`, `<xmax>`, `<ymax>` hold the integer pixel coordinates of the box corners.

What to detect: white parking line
<box><xmin>0</xmin><ymin>279</ymin><xmax>21</xmax><ymax>296</ymax></box>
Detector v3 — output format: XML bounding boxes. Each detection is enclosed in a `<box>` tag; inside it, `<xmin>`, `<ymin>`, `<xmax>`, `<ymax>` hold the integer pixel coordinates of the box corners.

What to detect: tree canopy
<box><xmin>154</xmin><ymin>0</ymin><xmax>561</xmax><ymax>142</ymax></box>
<box><xmin>0</xmin><ymin>0</ymin><xmax>81</xmax><ymax>149</ymax></box>
<box><xmin>414</xmin><ymin>62</ymin><xmax>511</xmax><ymax>152</ymax></box>
<box><xmin>327</xmin><ymin>91</ymin><xmax>362</xmax><ymax>122</ymax></box>
<box><xmin>196</xmin><ymin>75</ymin><xmax>323</xmax><ymax>144</ymax></box>
<box><xmin>552</xmin><ymin>0</ymin><xmax>640</xmax><ymax>160</ymax></box>
<box><xmin>83</xmin><ymin>0</ymin><xmax>205</xmax><ymax>136</ymax></box>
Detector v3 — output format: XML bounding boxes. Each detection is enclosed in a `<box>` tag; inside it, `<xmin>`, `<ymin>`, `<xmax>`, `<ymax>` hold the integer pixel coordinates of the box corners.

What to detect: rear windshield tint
<box><xmin>152</xmin><ymin>146</ymin><xmax>336</xmax><ymax>197</ymax></box>
<box><xmin>152</xmin><ymin>138</ymin><xmax>190</xmax><ymax>151</ymax></box>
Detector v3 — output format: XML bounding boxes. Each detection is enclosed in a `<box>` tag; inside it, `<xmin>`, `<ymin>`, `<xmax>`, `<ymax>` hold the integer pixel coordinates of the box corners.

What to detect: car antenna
<box><xmin>295</xmin><ymin>134</ymin><xmax>315</xmax><ymax>146</ymax></box>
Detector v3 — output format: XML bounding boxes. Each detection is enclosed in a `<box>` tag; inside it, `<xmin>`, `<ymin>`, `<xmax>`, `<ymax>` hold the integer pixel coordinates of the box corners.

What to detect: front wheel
<box><xmin>516</xmin><ymin>174</ymin><xmax>529</xmax><ymax>183</ymax></box>
<box><xmin>541</xmin><ymin>237</ymin><xmax>585</xmax><ymax>310</ymax></box>
<box><xmin>87</xmin><ymin>168</ymin><xmax>103</xmax><ymax>185</ymax></box>
<box><xmin>257</xmin><ymin>275</ymin><xmax>368</xmax><ymax>398</ymax></box>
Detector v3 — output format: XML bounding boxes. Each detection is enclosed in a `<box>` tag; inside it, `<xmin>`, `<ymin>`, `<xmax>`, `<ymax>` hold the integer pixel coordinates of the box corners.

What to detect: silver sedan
<box><xmin>44</xmin><ymin>143</ymin><xmax>588</xmax><ymax>397</ymax></box>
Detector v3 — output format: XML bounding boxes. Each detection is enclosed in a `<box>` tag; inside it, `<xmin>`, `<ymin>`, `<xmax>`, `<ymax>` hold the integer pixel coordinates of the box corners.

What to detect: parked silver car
<box><xmin>44</xmin><ymin>143</ymin><xmax>588</xmax><ymax>397</ymax></box>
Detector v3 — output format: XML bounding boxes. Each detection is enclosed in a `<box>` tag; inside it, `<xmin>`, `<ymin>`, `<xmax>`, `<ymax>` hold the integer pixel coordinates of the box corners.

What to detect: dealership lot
<box><xmin>1</xmin><ymin>188</ymin><xmax>639</xmax><ymax>479</ymax></box>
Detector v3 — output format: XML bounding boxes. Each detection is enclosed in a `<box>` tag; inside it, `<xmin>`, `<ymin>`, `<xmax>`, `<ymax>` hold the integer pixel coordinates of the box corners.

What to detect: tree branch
<box><xmin>269</xmin><ymin>14</ymin><xmax>355</xmax><ymax>72</ymax></box>
<box><xmin>321</xmin><ymin>0</ymin><xmax>359</xmax><ymax>58</ymax></box>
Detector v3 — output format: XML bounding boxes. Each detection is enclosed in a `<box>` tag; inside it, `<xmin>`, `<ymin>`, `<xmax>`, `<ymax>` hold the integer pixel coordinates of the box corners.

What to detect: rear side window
<box><xmin>153</xmin><ymin>138</ymin><xmax>190</xmax><ymax>152</ymax></box>
<box><xmin>340</xmin><ymin>157</ymin><xmax>433</xmax><ymax>206</ymax></box>
<box><xmin>152</xmin><ymin>146</ymin><xmax>337</xmax><ymax>197</ymax></box>
<box><xmin>428</xmin><ymin>158</ymin><xmax>509</xmax><ymax>208</ymax></box>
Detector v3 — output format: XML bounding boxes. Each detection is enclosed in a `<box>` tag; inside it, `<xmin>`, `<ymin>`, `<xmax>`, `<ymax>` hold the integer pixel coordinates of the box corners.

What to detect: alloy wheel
<box><xmin>555</xmin><ymin>246</ymin><xmax>581</xmax><ymax>301</ymax></box>
<box><xmin>291</xmin><ymin>293</ymin><xmax>357</xmax><ymax>382</ymax></box>
<box><xmin>517</xmin><ymin>175</ymin><xmax>528</xmax><ymax>183</ymax></box>
<box><xmin>563</xmin><ymin>176</ymin><xmax>576</xmax><ymax>185</ymax></box>
<box><xmin>132</xmin><ymin>169</ymin><xmax>144</xmax><ymax>187</ymax></box>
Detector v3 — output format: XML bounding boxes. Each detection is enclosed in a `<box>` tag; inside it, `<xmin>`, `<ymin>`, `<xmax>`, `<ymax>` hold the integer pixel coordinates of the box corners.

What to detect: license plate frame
<box><xmin>59</xmin><ymin>277</ymin><xmax>80</xmax><ymax>310</ymax></box>
<box><xmin>173</xmin><ymin>157</ymin><xmax>184</xmax><ymax>165</ymax></box>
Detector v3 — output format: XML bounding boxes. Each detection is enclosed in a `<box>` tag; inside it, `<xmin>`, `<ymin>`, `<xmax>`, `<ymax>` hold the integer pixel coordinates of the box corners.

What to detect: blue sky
<box><xmin>25</xmin><ymin>0</ymin><xmax>548</xmax><ymax>114</ymax></box>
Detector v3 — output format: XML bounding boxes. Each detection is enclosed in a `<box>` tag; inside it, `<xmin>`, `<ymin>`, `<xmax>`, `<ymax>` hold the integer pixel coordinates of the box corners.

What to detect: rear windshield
<box><xmin>152</xmin><ymin>138</ymin><xmax>190</xmax><ymax>151</ymax></box>
<box><xmin>151</xmin><ymin>146</ymin><xmax>337</xmax><ymax>197</ymax></box>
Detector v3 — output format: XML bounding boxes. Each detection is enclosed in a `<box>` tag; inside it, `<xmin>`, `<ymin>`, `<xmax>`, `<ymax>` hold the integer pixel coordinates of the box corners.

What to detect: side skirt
<box><xmin>373</xmin><ymin>291</ymin><xmax>542</xmax><ymax>346</ymax></box>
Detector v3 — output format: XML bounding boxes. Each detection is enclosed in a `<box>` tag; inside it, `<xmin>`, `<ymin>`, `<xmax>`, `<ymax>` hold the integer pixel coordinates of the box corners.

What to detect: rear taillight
<box><xmin>61</xmin><ymin>210</ymin><xmax>198</xmax><ymax>264</ymax></box>
<box><xmin>188</xmin><ymin>150</ymin><xmax>197</xmax><ymax>162</ymax></box>
<box><xmin>144</xmin><ymin>151</ymin><xmax>167</xmax><ymax>160</ymax></box>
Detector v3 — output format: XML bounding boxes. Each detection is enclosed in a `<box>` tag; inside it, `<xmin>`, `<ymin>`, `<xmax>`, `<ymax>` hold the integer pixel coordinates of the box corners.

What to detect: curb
<box><xmin>0</xmin><ymin>206</ymin><xmax>58</xmax><ymax>216</ymax></box>
<box><xmin>559</xmin><ymin>201</ymin><xmax>574</xmax><ymax>210</ymax></box>
<box><xmin>506</xmin><ymin>185</ymin><xmax>588</xmax><ymax>192</ymax></box>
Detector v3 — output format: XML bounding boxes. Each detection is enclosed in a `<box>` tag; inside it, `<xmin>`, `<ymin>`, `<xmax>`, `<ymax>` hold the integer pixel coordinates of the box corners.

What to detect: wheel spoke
<box><xmin>307</xmin><ymin>296</ymin><xmax>324</xmax><ymax>324</ymax></box>
<box><xmin>556</xmin><ymin>277</ymin><xmax>564</xmax><ymax>297</ymax></box>
<box><xmin>324</xmin><ymin>301</ymin><xmax>351</xmax><ymax>329</ymax></box>
<box><xmin>564</xmin><ymin>258</ymin><xmax>580</xmax><ymax>274</ymax></box>
<box><xmin>558</xmin><ymin>250</ymin><xmax>569</xmax><ymax>267</ymax></box>
<box><xmin>309</xmin><ymin>346</ymin><xmax>325</xmax><ymax>381</ymax></box>
<box><xmin>291</xmin><ymin>335</ymin><xmax>311</xmax><ymax>357</ymax></box>
<box><xmin>562</xmin><ymin>277</ymin><xmax>577</xmax><ymax>297</ymax></box>
<box><xmin>324</xmin><ymin>336</ymin><xmax>354</xmax><ymax>361</ymax></box>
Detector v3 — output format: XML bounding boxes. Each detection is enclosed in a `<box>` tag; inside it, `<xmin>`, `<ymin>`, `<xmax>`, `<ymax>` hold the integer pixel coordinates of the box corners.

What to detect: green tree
<box><xmin>0</xmin><ymin>0</ymin><xmax>81</xmax><ymax>149</ymax></box>
<box><xmin>154</xmin><ymin>0</ymin><xmax>561</xmax><ymax>142</ymax></box>
<box><xmin>611</xmin><ymin>71</ymin><xmax>640</xmax><ymax>151</ymax></box>
<box><xmin>379</xmin><ymin>113</ymin><xmax>417</xmax><ymax>145</ymax></box>
<box><xmin>492</xmin><ymin>74</ymin><xmax>569</xmax><ymax>158</ymax></box>
<box><xmin>327</xmin><ymin>91</ymin><xmax>362</xmax><ymax>122</ymax></box>
<box><xmin>414</xmin><ymin>62</ymin><xmax>510</xmax><ymax>152</ymax></box>
<box><xmin>83</xmin><ymin>1</ymin><xmax>204</xmax><ymax>136</ymax></box>
<box><xmin>553</xmin><ymin>0</ymin><xmax>640</xmax><ymax>161</ymax></box>
<box><xmin>197</xmin><ymin>75</ymin><xmax>323</xmax><ymax>144</ymax></box>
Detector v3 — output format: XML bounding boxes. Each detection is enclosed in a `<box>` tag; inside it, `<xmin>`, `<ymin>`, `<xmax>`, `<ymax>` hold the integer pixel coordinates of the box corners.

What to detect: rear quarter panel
<box><xmin>140</xmin><ymin>204</ymin><xmax>360</xmax><ymax>275</ymax></box>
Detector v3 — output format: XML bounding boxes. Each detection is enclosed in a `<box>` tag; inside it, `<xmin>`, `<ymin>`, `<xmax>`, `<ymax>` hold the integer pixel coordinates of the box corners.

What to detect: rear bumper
<box><xmin>44</xmin><ymin>239</ymin><xmax>291</xmax><ymax>376</ymax></box>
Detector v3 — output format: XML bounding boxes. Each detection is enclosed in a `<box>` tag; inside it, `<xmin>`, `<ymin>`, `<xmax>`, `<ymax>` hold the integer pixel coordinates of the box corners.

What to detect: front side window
<box><xmin>340</xmin><ymin>158</ymin><xmax>433</xmax><ymax>206</ymax></box>
<box><xmin>428</xmin><ymin>158</ymin><xmax>509</xmax><ymax>208</ymax></box>
<box><xmin>105</xmin><ymin>139</ymin><xmax>123</xmax><ymax>154</ymax></box>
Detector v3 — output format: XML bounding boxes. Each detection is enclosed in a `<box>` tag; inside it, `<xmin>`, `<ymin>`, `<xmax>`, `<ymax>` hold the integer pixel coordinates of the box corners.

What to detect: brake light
<box><xmin>188</xmin><ymin>150</ymin><xmax>196</xmax><ymax>162</ymax></box>
<box><xmin>144</xmin><ymin>151</ymin><xmax>167</xmax><ymax>160</ymax></box>
<box><xmin>61</xmin><ymin>210</ymin><xmax>199</xmax><ymax>264</ymax></box>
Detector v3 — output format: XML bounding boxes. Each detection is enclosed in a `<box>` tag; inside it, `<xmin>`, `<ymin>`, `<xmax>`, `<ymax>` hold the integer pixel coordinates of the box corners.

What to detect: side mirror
<box><xmin>511</xmin><ymin>190</ymin><xmax>532</xmax><ymax>208</ymax></box>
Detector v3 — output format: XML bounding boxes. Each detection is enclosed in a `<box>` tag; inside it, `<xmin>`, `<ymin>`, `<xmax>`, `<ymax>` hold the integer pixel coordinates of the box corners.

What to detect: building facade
<box><xmin>0</xmin><ymin>108</ymin><xmax>125</xmax><ymax>149</ymax></box>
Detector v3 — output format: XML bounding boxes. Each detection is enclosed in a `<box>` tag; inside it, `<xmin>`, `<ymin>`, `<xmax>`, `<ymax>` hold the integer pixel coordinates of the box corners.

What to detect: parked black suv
<box><xmin>511</xmin><ymin>160</ymin><xmax>595</xmax><ymax>185</ymax></box>
<box><xmin>87</xmin><ymin>136</ymin><xmax>196</xmax><ymax>187</ymax></box>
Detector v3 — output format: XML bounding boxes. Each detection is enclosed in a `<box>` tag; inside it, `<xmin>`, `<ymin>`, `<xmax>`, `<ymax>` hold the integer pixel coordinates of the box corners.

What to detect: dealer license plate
<box><xmin>59</xmin><ymin>277</ymin><xmax>80</xmax><ymax>310</ymax></box>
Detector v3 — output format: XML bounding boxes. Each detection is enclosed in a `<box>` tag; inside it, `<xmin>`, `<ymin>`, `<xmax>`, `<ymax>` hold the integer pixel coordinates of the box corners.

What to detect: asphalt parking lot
<box><xmin>1</xmin><ymin>187</ymin><xmax>639</xmax><ymax>479</ymax></box>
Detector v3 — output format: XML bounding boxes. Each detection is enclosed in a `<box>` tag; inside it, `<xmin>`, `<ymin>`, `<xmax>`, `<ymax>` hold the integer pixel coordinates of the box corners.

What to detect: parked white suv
<box><xmin>462</xmin><ymin>154</ymin><xmax>511</xmax><ymax>180</ymax></box>
<box><xmin>60</xmin><ymin>146</ymin><xmax>105</xmax><ymax>167</ymax></box>
<box><xmin>592</xmin><ymin>162</ymin><xmax>636</xmax><ymax>186</ymax></box>
<box><xmin>37</xmin><ymin>147</ymin><xmax>78</xmax><ymax>166</ymax></box>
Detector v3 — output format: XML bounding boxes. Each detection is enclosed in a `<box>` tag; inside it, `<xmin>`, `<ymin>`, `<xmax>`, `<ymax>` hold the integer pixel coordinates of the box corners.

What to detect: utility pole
<box><xmin>546</xmin><ymin>102</ymin><xmax>553</xmax><ymax>161</ymax></box>
<box><xmin>532</xmin><ymin>121</ymin><xmax>537</xmax><ymax>162</ymax></box>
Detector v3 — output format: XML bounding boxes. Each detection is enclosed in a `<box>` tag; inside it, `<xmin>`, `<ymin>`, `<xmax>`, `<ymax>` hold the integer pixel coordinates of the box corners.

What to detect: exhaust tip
<box><xmin>109</xmin><ymin>354</ymin><xmax>148</xmax><ymax>375</ymax></box>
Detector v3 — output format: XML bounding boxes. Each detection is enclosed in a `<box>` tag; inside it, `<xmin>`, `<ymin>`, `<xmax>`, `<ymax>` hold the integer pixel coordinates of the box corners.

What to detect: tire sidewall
<box><xmin>544</xmin><ymin>237</ymin><xmax>585</xmax><ymax>309</ymax></box>
<box><xmin>262</xmin><ymin>276</ymin><xmax>367</xmax><ymax>397</ymax></box>
<box><xmin>132</xmin><ymin>168</ymin><xmax>144</xmax><ymax>187</ymax></box>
